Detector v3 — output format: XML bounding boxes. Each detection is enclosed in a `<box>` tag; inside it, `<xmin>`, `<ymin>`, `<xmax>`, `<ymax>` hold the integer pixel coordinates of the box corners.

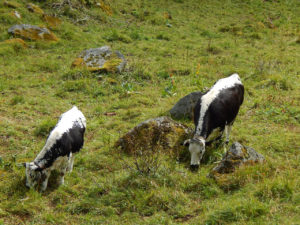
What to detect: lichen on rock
<box><xmin>71</xmin><ymin>46</ymin><xmax>126</xmax><ymax>73</ymax></box>
<box><xmin>210</xmin><ymin>142</ymin><xmax>265</xmax><ymax>176</ymax></box>
<box><xmin>8</xmin><ymin>24</ymin><xmax>58</xmax><ymax>41</ymax></box>
<box><xmin>42</xmin><ymin>14</ymin><xmax>61</xmax><ymax>29</ymax></box>
<box><xmin>115</xmin><ymin>116</ymin><xmax>193</xmax><ymax>157</ymax></box>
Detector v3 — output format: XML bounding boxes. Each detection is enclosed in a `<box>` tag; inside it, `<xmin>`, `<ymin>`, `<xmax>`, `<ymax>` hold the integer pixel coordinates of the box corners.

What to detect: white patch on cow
<box><xmin>196</xmin><ymin>73</ymin><xmax>242</xmax><ymax>135</ymax></box>
<box><xmin>34</xmin><ymin>106</ymin><xmax>86</xmax><ymax>167</ymax></box>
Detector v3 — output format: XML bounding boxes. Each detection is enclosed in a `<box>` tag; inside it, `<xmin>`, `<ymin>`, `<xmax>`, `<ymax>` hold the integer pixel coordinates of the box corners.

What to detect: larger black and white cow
<box><xmin>184</xmin><ymin>74</ymin><xmax>244</xmax><ymax>170</ymax></box>
<box><xmin>24</xmin><ymin>106</ymin><xmax>86</xmax><ymax>191</ymax></box>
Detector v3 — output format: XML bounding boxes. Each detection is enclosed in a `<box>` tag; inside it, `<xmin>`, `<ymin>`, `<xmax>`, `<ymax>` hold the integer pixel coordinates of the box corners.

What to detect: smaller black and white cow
<box><xmin>24</xmin><ymin>106</ymin><xmax>86</xmax><ymax>191</ymax></box>
<box><xmin>184</xmin><ymin>73</ymin><xmax>244</xmax><ymax>170</ymax></box>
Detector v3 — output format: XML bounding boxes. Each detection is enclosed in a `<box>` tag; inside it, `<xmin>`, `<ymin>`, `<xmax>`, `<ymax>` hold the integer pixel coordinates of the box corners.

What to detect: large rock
<box><xmin>115</xmin><ymin>116</ymin><xmax>193</xmax><ymax>155</ymax></box>
<box><xmin>170</xmin><ymin>91</ymin><xmax>203</xmax><ymax>120</ymax></box>
<box><xmin>8</xmin><ymin>24</ymin><xmax>58</xmax><ymax>41</ymax></box>
<box><xmin>71</xmin><ymin>46</ymin><xmax>126</xmax><ymax>73</ymax></box>
<box><xmin>210</xmin><ymin>142</ymin><xmax>265</xmax><ymax>175</ymax></box>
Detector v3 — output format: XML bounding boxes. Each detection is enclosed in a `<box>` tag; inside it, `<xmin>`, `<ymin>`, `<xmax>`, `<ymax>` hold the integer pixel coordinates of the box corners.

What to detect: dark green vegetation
<box><xmin>0</xmin><ymin>0</ymin><xmax>299</xmax><ymax>224</ymax></box>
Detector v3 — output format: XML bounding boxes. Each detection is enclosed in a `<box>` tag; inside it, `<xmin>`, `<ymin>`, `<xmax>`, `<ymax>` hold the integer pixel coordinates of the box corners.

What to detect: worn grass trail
<box><xmin>0</xmin><ymin>0</ymin><xmax>299</xmax><ymax>224</ymax></box>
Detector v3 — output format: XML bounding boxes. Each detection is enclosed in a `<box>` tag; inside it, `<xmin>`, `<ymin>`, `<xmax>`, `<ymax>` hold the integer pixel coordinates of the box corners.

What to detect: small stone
<box><xmin>3</xmin><ymin>1</ymin><xmax>21</xmax><ymax>8</ymax></box>
<box><xmin>170</xmin><ymin>91</ymin><xmax>203</xmax><ymax>120</ymax></box>
<box><xmin>210</xmin><ymin>142</ymin><xmax>265</xmax><ymax>176</ymax></box>
<box><xmin>12</xmin><ymin>10</ymin><xmax>21</xmax><ymax>19</ymax></box>
<box><xmin>71</xmin><ymin>46</ymin><xmax>126</xmax><ymax>73</ymax></box>
<box><xmin>116</xmin><ymin>116</ymin><xmax>193</xmax><ymax>155</ymax></box>
<box><xmin>8</xmin><ymin>24</ymin><xmax>58</xmax><ymax>41</ymax></box>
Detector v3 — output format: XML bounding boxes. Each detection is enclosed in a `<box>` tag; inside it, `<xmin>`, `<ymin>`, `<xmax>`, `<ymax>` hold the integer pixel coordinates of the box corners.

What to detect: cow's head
<box><xmin>184</xmin><ymin>135</ymin><xmax>206</xmax><ymax>171</ymax></box>
<box><xmin>23</xmin><ymin>162</ymin><xmax>42</xmax><ymax>188</ymax></box>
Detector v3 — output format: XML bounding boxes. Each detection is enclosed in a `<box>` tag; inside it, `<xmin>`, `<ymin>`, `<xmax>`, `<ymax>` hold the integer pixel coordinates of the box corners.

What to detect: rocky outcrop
<box><xmin>210</xmin><ymin>142</ymin><xmax>265</xmax><ymax>175</ymax></box>
<box><xmin>115</xmin><ymin>116</ymin><xmax>193</xmax><ymax>156</ymax></box>
<box><xmin>72</xmin><ymin>46</ymin><xmax>126</xmax><ymax>73</ymax></box>
<box><xmin>8</xmin><ymin>24</ymin><xmax>58</xmax><ymax>41</ymax></box>
<box><xmin>170</xmin><ymin>91</ymin><xmax>203</xmax><ymax>120</ymax></box>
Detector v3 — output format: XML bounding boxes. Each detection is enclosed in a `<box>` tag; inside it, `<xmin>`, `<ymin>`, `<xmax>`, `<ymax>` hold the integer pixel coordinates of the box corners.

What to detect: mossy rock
<box><xmin>210</xmin><ymin>142</ymin><xmax>265</xmax><ymax>177</ymax></box>
<box><xmin>8</xmin><ymin>24</ymin><xmax>58</xmax><ymax>41</ymax></box>
<box><xmin>71</xmin><ymin>46</ymin><xmax>126</xmax><ymax>73</ymax></box>
<box><xmin>115</xmin><ymin>116</ymin><xmax>193</xmax><ymax>157</ymax></box>
<box><xmin>3</xmin><ymin>1</ymin><xmax>21</xmax><ymax>8</ymax></box>
<box><xmin>3</xmin><ymin>38</ymin><xmax>27</xmax><ymax>48</ymax></box>
<box><xmin>26</xmin><ymin>3</ymin><xmax>44</xmax><ymax>15</ymax></box>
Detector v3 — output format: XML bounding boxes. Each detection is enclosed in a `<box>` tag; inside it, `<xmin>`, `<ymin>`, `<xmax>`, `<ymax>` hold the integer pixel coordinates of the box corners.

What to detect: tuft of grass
<box><xmin>10</xmin><ymin>96</ymin><xmax>25</xmax><ymax>105</ymax></box>
<box><xmin>104</xmin><ymin>30</ymin><xmax>132</xmax><ymax>43</ymax></box>
<box><xmin>156</xmin><ymin>33</ymin><xmax>170</xmax><ymax>41</ymax></box>
<box><xmin>205</xmin><ymin>200</ymin><xmax>268</xmax><ymax>225</ymax></box>
<box><xmin>255</xmin><ymin>180</ymin><xmax>294</xmax><ymax>202</ymax></box>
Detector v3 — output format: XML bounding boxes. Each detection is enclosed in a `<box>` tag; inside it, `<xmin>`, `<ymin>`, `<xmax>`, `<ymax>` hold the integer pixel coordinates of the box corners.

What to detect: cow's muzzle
<box><xmin>190</xmin><ymin>164</ymin><xmax>199</xmax><ymax>172</ymax></box>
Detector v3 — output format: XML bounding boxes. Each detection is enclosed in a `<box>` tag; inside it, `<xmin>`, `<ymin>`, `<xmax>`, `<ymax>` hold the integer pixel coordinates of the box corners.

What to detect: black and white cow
<box><xmin>24</xmin><ymin>106</ymin><xmax>86</xmax><ymax>191</ymax></box>
<box><xmin>184</xmin><ymin>73</ymin><xmax>244</xmax><ymax>170</ymax></box>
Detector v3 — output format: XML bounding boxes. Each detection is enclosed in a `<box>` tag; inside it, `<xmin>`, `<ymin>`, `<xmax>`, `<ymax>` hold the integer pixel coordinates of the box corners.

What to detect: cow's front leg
<box><xmin>40</xmin><ymin>170</ymin><xmax>51</xmax><ymax>192</ymax></box>
<box><xmin>58</xmin><ymin>158</ymin><xmax>69</xmax><ymax>186</ymax></box>
<box><xmin>58</xmin><ymin>169</ymin><xmax>66</xmax><ymax>186</ymax></box>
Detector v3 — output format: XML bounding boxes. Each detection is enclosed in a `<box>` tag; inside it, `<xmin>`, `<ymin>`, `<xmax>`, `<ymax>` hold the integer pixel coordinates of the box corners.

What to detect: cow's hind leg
<box><xmin>224</xmin><ymin>124</ymin><xmax>232</xmax><ymax>145</ymax></box>
<box><xmin>223</xmin><ymin>124</ymin><xmax>232</xmax><ymax>153</ymax></box>
<box><xmin>67</xmin><ymin>153</ymin><xmax>75</xmax><ymax>173</ymax></box>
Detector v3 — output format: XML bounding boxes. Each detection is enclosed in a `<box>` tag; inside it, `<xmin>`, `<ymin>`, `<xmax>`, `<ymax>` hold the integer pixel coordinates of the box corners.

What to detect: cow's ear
<box><xmin>183</xmin><ymin>139</ymin><xmax>191</xmax><ymax>147</ymax></box>
<box><xmin>22</xmin><ymin>162</ymin><xmax>27</xmax><ymax>168</ymax></box>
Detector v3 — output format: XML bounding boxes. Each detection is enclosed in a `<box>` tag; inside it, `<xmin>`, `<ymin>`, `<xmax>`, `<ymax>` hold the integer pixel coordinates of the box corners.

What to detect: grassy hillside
<box><xmin>0</xmin><ymin>0</ymin><xmax>299</xmax><ymax>224</ymax></box>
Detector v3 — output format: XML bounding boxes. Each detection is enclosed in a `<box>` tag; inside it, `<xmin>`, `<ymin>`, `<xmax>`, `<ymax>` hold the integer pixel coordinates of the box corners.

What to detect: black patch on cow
<box><xmin>194</xmin><ymin>84</ymin><xmax>244</xmax><ymax>140</ymax></box>
<box><xmin>35</xmin><ymin>123</ymin><xmax>85</xmax><ymax>168</ymax></box>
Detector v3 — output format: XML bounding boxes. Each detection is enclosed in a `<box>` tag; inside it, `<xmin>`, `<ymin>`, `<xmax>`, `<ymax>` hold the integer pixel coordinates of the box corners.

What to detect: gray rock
<box><xmin>115</xmin><ymin>116</ymin><xmax>193</xmax><ymax>155</ymax></box>
<box><xmin>170</xmin><ymin>91</ymin><xmax>203</xmax><ymax>120</ymax></box>
<box><xmin>210</xmin><ymin>142</ymin><xmax>265</xmax><ymax>175</ymax></box>
<box><xmin>8</xmin><ymin>24</ymin><xmax>58</xmax><ymax>41</ymax></box>
<box><xmin>72</xmin><ymin>46</ymin><xmax>126</xmax><ymax>73</ymax></box>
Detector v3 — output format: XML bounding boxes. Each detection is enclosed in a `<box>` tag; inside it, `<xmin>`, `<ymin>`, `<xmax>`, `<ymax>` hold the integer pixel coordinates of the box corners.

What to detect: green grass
<box><xmin>0</xmin><ymin>0</ymin><xmax>299</xmax><ymax>224</ymax></box>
